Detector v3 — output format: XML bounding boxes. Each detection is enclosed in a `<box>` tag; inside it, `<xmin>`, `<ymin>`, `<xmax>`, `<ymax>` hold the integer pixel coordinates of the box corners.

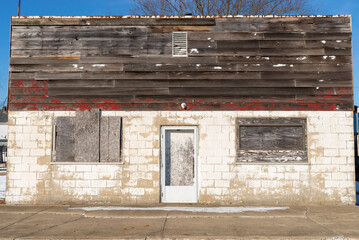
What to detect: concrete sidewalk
<box><xmin>0</xmin><ymin>205</ymin><xmax>359</xmax><ymax>239</ymax></box>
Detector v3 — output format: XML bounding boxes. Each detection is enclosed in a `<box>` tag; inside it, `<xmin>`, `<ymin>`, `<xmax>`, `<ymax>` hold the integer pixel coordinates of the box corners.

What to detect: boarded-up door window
<box><xmin>165</xmin><ymin>130</ymin><xmax>194</xmax><ymax>186</ymax></box>
<box><xmin>52</xmin><ymin>109</ymin><xmax>122</xmax><ymax>163</ymax></box>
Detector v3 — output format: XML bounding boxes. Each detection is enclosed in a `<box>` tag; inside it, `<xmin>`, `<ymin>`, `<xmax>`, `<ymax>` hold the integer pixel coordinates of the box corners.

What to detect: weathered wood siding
<box><xmin>8</xmin><ymin>16</ymin><xmax>353</xmax><ymax>111</ymax></box>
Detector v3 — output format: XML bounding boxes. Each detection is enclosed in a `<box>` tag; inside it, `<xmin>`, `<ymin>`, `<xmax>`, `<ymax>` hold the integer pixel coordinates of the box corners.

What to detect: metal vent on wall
<box><xmin>172</xmin><ymin>32</ymin><xmax>188</xmax><ymax>57</ymax></box>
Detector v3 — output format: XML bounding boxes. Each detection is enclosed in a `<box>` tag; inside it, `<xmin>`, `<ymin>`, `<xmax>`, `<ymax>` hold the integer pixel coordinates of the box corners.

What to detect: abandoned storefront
<box><xmin>6</xmin><ymin>15</ymin><xmax>355</xmax><ymax>205</ymax></box>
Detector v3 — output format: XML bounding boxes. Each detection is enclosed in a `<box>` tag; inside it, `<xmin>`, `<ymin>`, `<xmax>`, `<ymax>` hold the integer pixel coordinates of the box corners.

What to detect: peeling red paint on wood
<box><xmin>8</xmin><ymin>16</ymin><xmax>353</xmax><ymax>112</ymax></box>
<box><xmin>11</xmin><ymin>80</ymin><xmax>48</xmax><ymax>88</ymax></box>
<box><xmin>50</xmin><ymin>99</ymin><xmax>62</xmax><ymax>103</ymax></box>
<box><xmin>7</xmin><ymin>92</ymin><xmax>353</xmax><ymax>111</ymax></box>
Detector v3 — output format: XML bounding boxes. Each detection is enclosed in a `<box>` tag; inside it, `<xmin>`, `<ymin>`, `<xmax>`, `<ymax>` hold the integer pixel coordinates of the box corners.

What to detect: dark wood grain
<box><xmin>9</xmin><ymin>16</ymin><xmax>353</xmax><ymax>111</ymax></box>
<box><xmin>237</xmin><ymin>118</ymin><xmax>308</xmax><ymax>163</ymax></box>
<box><xmin>54</xmin><ymin>117</ymin><xmax>75</xmax><ymax>162</ymax></box>
<box><xmin>100</xmin><ymin>117</ymin><xmax>122</xmax><ymax>163</ymax></box>
<box><xmin>74</xmin><ymin>109</ymin><xmax>99</xmax><ymax>162</ymax></box>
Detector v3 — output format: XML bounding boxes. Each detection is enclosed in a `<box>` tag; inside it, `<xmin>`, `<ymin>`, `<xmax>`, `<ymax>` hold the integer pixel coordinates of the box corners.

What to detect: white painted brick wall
<box><xmin>5</xmin><ymin>110</ymin><xmax>356</xmax><ymax>205</ymax></box>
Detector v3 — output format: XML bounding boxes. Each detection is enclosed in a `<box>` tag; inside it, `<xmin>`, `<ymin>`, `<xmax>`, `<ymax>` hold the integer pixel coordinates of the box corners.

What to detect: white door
<box><xmin>161</xmin><ymin>126</ymin><xmax>198</xmax><ymax>203</ymax></box>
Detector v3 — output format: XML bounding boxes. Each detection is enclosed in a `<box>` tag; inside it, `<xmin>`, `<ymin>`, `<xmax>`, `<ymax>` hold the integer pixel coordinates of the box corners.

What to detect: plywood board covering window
<box><xmin>52</xmin><ymin>109</ymin><xmax>122</xmax><ymax>163</ymax></box>
<box><xmin>237</xmin><ymin>118</ymin><xmax>307</xmax><ymax>163</ymax></box>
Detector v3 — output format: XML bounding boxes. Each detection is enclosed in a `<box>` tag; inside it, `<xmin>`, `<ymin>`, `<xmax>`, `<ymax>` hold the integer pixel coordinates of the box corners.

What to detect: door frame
<box><xmin>160</xmin><ymin>126</ymin><xmax>199</xmax><ymax>203</ymax></box>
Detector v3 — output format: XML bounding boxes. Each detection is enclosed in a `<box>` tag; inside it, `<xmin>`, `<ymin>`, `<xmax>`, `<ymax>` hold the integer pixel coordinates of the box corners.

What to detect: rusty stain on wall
<box><xmin>4</xmin><ymin>111</ymin><xmax>356</xmax><ymax>205</ymax></box>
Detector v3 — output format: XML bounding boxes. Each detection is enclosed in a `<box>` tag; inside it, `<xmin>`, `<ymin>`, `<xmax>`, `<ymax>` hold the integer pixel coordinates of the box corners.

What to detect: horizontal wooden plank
<box><xmin>10</xmin><ymin>86</ymin><xmax>352</xmax><ymax>97</ymax></box>
<box><xmin>215</xmin><ymin>40</ymin><xmax>351</xmax><ymax>49</ymax></box>
<box><xmin>42</xmin><ymin>78</ymin><xmax>355</xmax><ymax>88</ymax></box>
<box><xmin>10</xmin><ymin>48</ymin><xmax>172</xmax><ymax>57</ymax></box>
<box><xmin>11</xmin><ymin>63</ymin><xmax>124</xmax><ymax>72</ymax></box>
<box><xmin>47</xmin><ymin>87</ymin><xmax>170</xmax><ymax>96</ymax></box>
<box><xmin>261</xmin><ymin>71</ymin><xmax>352</xmax><ymax>80</ymax></box>
<box><xmin>38</xmin><ymin>71</ymin><xmax>261</xmax><ymax>80</ymax></box>
<box><xmin>10</xmin><ymin>78</ymin><xmax>352</xmax><ymax>89</ymax></box>
<box><xmin>10</xmin><ymin>56</ymin><xmax>219</xmax><ymax>65</ymax></box>
<box><xmin>12</xmin><ymin>25</ymin><xmax>149</xmax><ymax>35</ymax></box>
<box><xmin>11</xmin><ymin>39</ymin><xmax>172</xmax><ymax>50</ymax></box>
<box><xmin>168</xmin><ymin>87</ymin><xmax>352</xmax><ymax>96</ymax></box>
<box><xmin>188</xmin><ymin>47</ymin><xmax>351</xmax><ymax>56</ymax></box>
<box><xmin>12</xmin><ymin>29</ymin><xmax>352</xmax><ymax>43</ymax></box>
<box><xmin>188</xmin><ymin>32</ymin><xmax>352</xmax><ymax>41</ymax></box>
<box><xmin>9</xmin><ymin>85</ymin><xmax>353</xmax><ymax>97</ymax></box>
<box><xmin>8</xmin><ymin>94</ymin><xmax>352</xmax><ymax>104</ymax></box>
<box><xmin>12</xmin><ymin>18</ymin><xmax>216</xmax><ymax>26</ymax></box>
<box><xmin>9</xmin><ymin>87</ymin><xmax>48</xmax><ymax>95</ymax></box>
<box><xmin>10</xmin><ymin>55</ymin><xmax>352</xmax><ymax>66</ymax></box>
<box><xmin>9</xmin><ymin>16</ymin><xmax>353</xmax><ymax>111</ymax></box>
<box><xmin>122</xmin><ymin>63</ymin><xmax>351</xmax><ymax>72</ymax></box>
<box><xmin>8</xmin><ymin>102</ymin><xmax>353</xmax><ymax>111</ymax></box>
<box><xmin>215</xmin><ymin>17</ymin><xmax>350</xmax><ymax>25</ymax></box>
<box><xmin>10</xmin><ymin>71</ymin><xmax>352</xmax><ymax>81</ymax></box>
<box><xmin>214</xmin><ymin>18</ymin><xmax>351</xmax><ymax>32</ymax></box>
<box><xmin>12</xmin><ymin>39</ymin><xmax>351</xmax><ymax>51</ymax></box>
<box><xmin>217</xmin><ymin>56</ymin><xmax>352</xmax><ymax>64</ymax></box>
<box><xmin>12</xmin><ymin>47</ymin><xmax>351</xmax><ymax>58</ymax></box>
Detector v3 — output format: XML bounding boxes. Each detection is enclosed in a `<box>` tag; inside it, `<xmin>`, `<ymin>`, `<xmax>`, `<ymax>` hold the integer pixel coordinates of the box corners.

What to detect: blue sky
<box><xmin>0</xmin><ymin>0</ymin><xmax>358</xmax><ymax>107</ymax></box>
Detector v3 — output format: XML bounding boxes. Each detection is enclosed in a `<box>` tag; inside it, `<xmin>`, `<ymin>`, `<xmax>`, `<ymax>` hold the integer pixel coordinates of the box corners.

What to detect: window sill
<box><xmin>50</xmin><ymin>162</ymin><xmax>124</xmax><ymax>165</ymax></box>
<box><xmin>236</xmin><ymin>162</ymin><xmax>310</xmax><ymax>165</ymax></box>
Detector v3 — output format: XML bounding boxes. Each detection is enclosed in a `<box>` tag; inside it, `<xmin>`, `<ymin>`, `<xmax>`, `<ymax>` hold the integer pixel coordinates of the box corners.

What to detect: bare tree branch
<box><xmin>131</xmin><ymin>0</ymin><xmax>314</xmax><ymax>16</ymax></box>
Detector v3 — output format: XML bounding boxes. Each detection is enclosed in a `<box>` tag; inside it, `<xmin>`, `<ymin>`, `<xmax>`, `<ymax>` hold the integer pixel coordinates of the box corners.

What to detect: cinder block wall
<box><xmin>6</xmin><ymin>111</ymin><xmax>356</xmax><ymax>205</ymax></box>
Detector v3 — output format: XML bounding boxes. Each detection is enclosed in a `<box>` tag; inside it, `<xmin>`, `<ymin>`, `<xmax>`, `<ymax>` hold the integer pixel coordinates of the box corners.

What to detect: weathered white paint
<box><xmin>92</xmin><ymin>64</ymin><xmax>105</xmax><ymax>67</ymax></box>
<box><xmin>273</xmin><ymin>64</ymin><xmax>286</xmax><ymax>67</ymax></box>
<box><xmin>71</xmin><ymin>206</ymin><xmax>289</xmax><ymax>213</ymax></box>
<box><xmin>5</xmin><ymin>111</ymin><xmax>356</xmax><ymax>205</ymax></box>
<box><xmin>72</xmin><ymin>64</ymin><xmax>84</xmax><ymax>70</ymax></box>
<box><xmin>190</xmin><ymin>48</ymin><xmax>199</xmax><ymax>54</ymax></box>
<box><xmin>296</xmin><ymin>56</ymin><xmax>307</xmax><ymax>61</ymax></box>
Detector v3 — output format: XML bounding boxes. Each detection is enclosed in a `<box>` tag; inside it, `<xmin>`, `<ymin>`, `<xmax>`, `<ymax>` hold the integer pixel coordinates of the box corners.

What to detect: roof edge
<box><xmin>11</xmin><ymin>15</ymin><xmax>351</xmax><ymax>19</ymax></box>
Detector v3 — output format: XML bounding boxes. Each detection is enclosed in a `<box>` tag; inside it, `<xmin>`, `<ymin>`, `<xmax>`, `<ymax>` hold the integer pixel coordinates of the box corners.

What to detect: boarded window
<box><xmin>237</xmin><ymin>118</ymin><xmax>307</xmax><ymax>163</ymax></box>
<box><xmin>100</xmin><ymin>117</ymin><xmax>122</xmax><ymax>163</ymax></box>
<box><xmin>172</xmin><ymin>32</ymin><xmax>187</xmax><ymax>57</ymax></box>
<box><xmin>52</xmin><ymin>109</ymin><xmax>122</xmax><ymax>163</ymax></box>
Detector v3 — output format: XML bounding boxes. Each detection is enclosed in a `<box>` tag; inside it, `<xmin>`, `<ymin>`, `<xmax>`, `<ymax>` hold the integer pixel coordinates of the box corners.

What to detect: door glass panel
<box><xmin>165</xmin><ymin>130</ymin><xmax>194</xmax><ymax>186</ymax></box>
